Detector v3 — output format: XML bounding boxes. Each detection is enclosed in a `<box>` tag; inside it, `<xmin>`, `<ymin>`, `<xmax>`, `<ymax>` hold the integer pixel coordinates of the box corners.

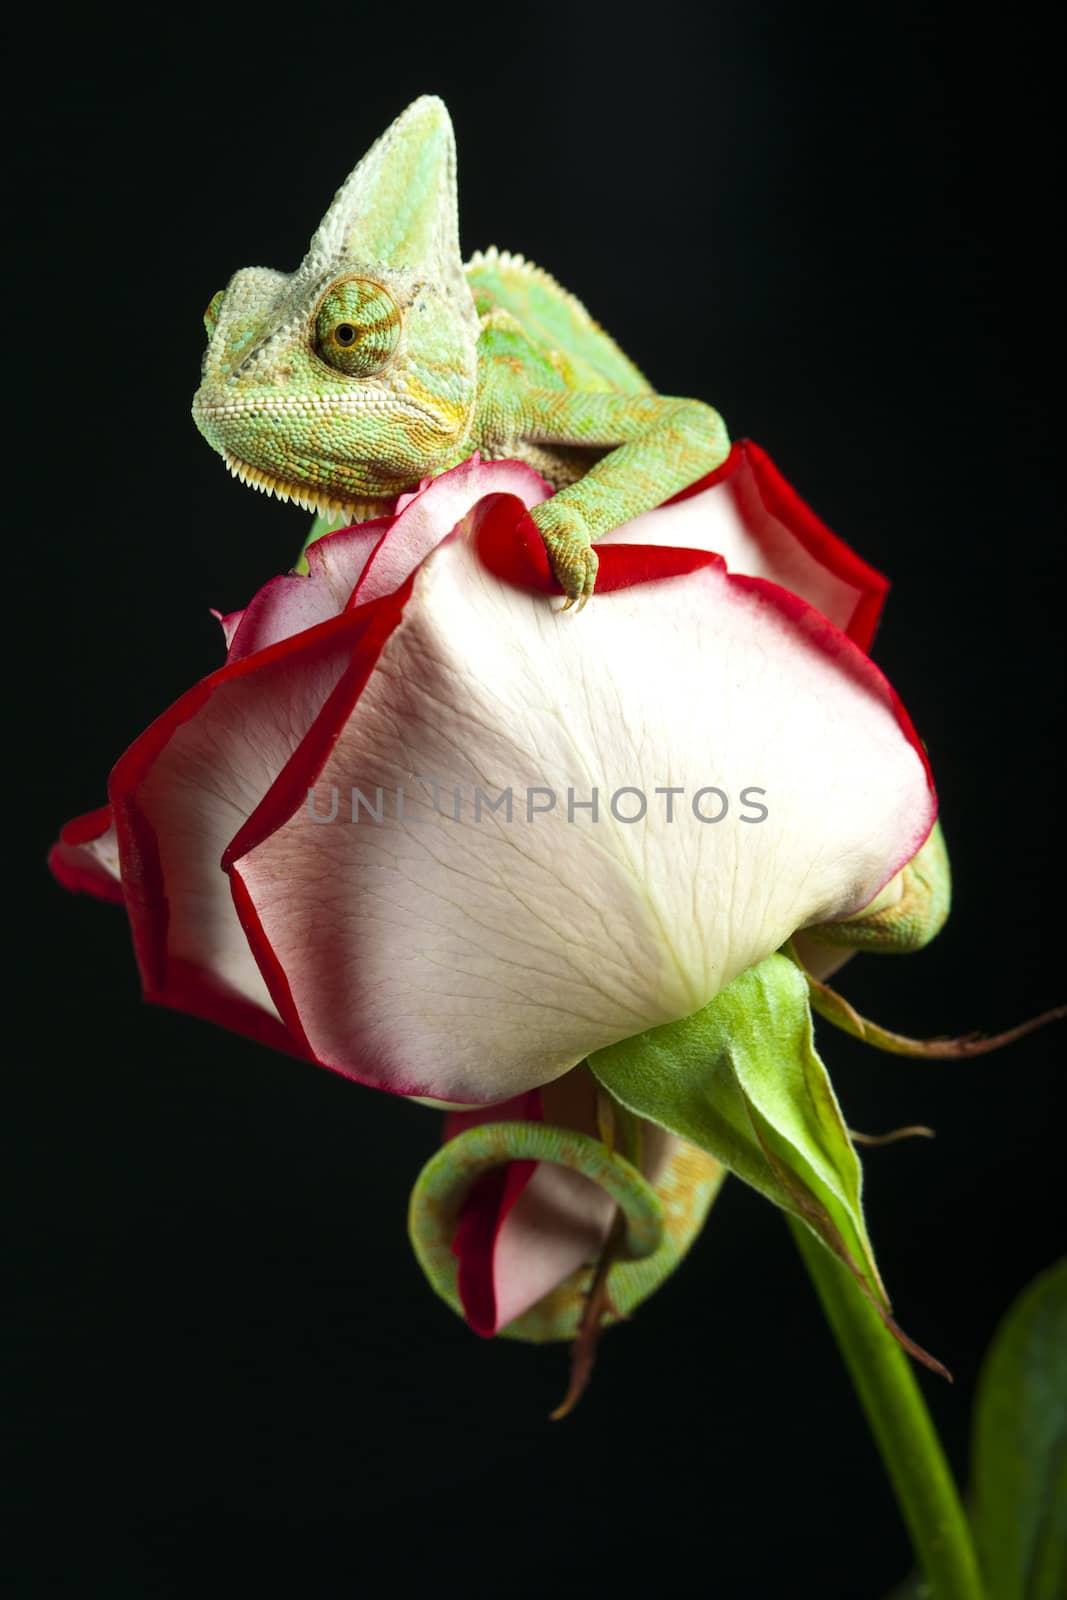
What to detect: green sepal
<box><xmin>788</xmin><ymin>939</ymin><xmax>1066</xmax><ymax>1061</ymax></box>
<box><xmin>589</xmin><ymin>953</ymin><xmax>893</xmax><ymax>1323</ymax></box>
<box><xmin>970</xmin><ymin>1258</ymin><xmax>1067</xmax><ymax>1600</ymax></box>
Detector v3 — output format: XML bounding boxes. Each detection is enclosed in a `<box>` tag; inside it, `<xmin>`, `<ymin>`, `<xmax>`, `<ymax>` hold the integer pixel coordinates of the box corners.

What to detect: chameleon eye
<box><xmin>203</xmin><ymin>288</ymin><xmax>225</xmax><ymax>339</ymax></box>
<box><xmin>314</xmin><ymin>277</ymin><xmax>401</xmax><ymax>377</ymax></box>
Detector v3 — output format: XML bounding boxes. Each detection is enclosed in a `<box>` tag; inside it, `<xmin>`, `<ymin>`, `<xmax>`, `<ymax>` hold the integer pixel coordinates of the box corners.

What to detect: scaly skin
<box><xmin>408</xmin><ymin>1119</ymin><xmax>724</xmax><ymax>1343</ymax></box>
<box><xmin>192</xmin><ymin>95</ymin><xmax>730</xmax><ymax>606</ymax></box>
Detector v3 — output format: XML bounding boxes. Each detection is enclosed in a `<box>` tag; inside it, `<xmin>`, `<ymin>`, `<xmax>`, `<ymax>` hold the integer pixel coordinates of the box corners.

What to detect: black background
<box><xmin>10</xmin><ymin>3</ymin><xmax>1064</xmax><ymax>1595</ymax></box>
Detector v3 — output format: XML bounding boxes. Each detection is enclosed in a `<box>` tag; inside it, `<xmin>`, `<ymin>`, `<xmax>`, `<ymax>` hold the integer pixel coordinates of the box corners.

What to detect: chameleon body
<box><xmin>191</xmin><ymin>95</ymin><xmax>954</xmax><ymax>1342</ymax></box>
<box><xmin>192</xmin><ymin>94</ymin><xmax>730</xmax><ymax>606</ymax></box>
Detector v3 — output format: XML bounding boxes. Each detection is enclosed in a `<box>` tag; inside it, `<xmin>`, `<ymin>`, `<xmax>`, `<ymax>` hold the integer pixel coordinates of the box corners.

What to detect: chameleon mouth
<box><xmin>222</xmin><ymin>450</ymin><xmax>395</xmax><ymax>524</ymax></box>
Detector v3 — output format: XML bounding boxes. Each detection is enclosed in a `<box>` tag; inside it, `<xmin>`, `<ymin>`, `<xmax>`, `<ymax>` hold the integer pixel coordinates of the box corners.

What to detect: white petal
<box><xmin>600</xmin><ymin>447</ymin><xmax>875</xmax><ymax>635</ymax></box>
<box><xmin>231</xmin><ymin>521</ymin><xmax>933</xmax><ymax>1103</ymax></box>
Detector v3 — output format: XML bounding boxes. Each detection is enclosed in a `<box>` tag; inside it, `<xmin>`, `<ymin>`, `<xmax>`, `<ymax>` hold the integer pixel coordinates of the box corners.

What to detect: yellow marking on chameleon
<box><xmin>400</xmin><ymin>373</ymin><xmax>474</xmax><ymax>438</ymax></box>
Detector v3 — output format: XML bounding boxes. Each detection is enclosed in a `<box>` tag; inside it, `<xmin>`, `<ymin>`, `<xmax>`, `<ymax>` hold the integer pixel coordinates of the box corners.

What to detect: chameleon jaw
<box><xmin>221</xmin><ymin>450</ymin><xmax>395</xmax><ymax>524</ymax></box>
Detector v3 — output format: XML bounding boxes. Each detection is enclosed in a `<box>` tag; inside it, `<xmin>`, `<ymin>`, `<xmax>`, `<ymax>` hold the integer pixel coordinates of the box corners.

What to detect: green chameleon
<box><xmin>192</xmin><ymin>93</ymin><xmax>729</xmax><ymax>609</ymax></box>
<box><xmin>191</xmin><ymin>94</ymin><xmax>957</xmax><ymax>1375</ymax></box>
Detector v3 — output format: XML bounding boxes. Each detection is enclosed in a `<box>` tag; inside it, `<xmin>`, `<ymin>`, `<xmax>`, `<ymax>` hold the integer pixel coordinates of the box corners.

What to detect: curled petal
<box><xmin>48</xmin><ymin>806</ymin><xmax>123</xmax><ymax>904</ymax></box>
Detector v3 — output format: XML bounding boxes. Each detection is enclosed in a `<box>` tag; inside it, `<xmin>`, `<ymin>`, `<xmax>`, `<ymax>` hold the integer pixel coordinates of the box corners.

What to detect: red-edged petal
<box><xmin>211</xmin><ymin>607</ymin><xmax>245</xmax><ymax>652</ymax></box>
<box><xmin>347</xmin><ymin>455</ymin><xmax>551</xmax><ymax>610</ymax></box>
<box><xmin>222</xmin><ymin>519</ymin><xmax>390</xmax><ymax>663</ymax></box>
<box><xmin>217</xmin><ymin>457</ymin><xmax>551</xmax><ymax>665</ymax></box>
<box><xmin>107</xmin><ymin>589</ymin><xmax>409</xmax><ymax>1056</ymax></box>
<box><xmin>48</xmin><ymin>805</ymin><xmax>123</xmax><ymax>904</ymax></box>
<box><xmin>598</xmin><ymin>441</ymin><xmax>889</xmax><ymax>649</ymax></box>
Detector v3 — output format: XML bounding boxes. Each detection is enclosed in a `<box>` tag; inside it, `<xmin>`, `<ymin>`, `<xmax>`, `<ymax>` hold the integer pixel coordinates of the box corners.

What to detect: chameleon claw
<box><xmin>558</xmin><ymin>576</ymin><xmax>594</xmax><ymax>612</ymax></box>
<box><xmin>545</xmin><ymin>534</ymin><xmax>598</xmax><ymax>614</ymax></box>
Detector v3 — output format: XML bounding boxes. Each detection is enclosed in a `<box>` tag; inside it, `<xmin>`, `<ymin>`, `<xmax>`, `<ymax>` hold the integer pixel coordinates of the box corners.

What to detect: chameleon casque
<box><xmin>192</xmin><ymin>93</ymin><xmax>730</xmax><ymax>609</ymax></box>
<box><xmin>191</xmin><ymin>95</ymin><xmax>953</xmax><ymax>1369</ymax></box>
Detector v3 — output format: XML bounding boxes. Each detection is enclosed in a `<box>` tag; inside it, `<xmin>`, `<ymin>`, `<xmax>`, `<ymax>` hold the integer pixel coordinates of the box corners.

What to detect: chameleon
<box><xmin>192</xmin><ymin>93</ymin><xmax>731</xmax><ymax>609</ymax></box>
<box><xmin>191</xmin><ymin>95</ymin><xmax>961</xmax><ymax>1370</ymax></box>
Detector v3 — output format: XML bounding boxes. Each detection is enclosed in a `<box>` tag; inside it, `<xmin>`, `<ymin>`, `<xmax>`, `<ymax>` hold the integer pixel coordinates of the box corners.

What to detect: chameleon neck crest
<box><xmin>193</xmin><ymin>95</ymin><xmax>480</xmax><ymax>521</ymax></box>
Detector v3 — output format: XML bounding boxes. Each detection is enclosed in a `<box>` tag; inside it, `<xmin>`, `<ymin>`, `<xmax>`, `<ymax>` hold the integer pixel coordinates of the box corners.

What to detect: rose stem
<box><xmin>787</xmin><ymin>1217</ymin><xmax>984</xmax><ymax>1600</ymax></box>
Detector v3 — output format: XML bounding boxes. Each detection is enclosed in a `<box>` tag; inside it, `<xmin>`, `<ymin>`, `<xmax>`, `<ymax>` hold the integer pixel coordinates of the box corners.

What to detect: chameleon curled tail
<box><xmin>408</xmin><ymin>1119</ymin><xmax>724</xmax><ymax>1344</ymax></box>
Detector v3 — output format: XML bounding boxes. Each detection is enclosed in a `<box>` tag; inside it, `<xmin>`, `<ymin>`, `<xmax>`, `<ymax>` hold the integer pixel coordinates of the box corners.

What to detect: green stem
<box><xmin>788</xmin><ymin>1217</ymin><xmax>984</xmax><ymax>1599</ymax></box>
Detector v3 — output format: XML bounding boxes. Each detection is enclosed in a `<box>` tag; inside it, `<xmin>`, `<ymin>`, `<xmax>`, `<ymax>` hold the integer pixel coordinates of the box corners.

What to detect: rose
<box><xmin>51</xmin><ymin>443</ymin><xmax>935</xmax><ymax>1338</ymax></box>
<box><xmin>51</xmin><ymin>444</ymin><xmax>931</xmax><ymax>1096</ymax></box>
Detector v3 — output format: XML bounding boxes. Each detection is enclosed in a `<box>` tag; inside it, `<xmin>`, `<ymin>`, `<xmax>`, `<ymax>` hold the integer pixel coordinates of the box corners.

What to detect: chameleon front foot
<box><xmin>529</xmin><ymin>504</ymin><xmax>599</xmax><ymax>611</ymax></box>
<box><xmin>556</xmin><ymin>544</ymin><xmax>599</xmax><ymax>613</ymax></box>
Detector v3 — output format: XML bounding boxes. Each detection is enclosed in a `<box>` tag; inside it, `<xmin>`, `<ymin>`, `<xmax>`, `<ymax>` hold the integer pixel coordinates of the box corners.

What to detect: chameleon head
<box><xmin>192</xmin><ymin>96</ymin><xmax>480</xmax><ymax>521</ymax></box>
